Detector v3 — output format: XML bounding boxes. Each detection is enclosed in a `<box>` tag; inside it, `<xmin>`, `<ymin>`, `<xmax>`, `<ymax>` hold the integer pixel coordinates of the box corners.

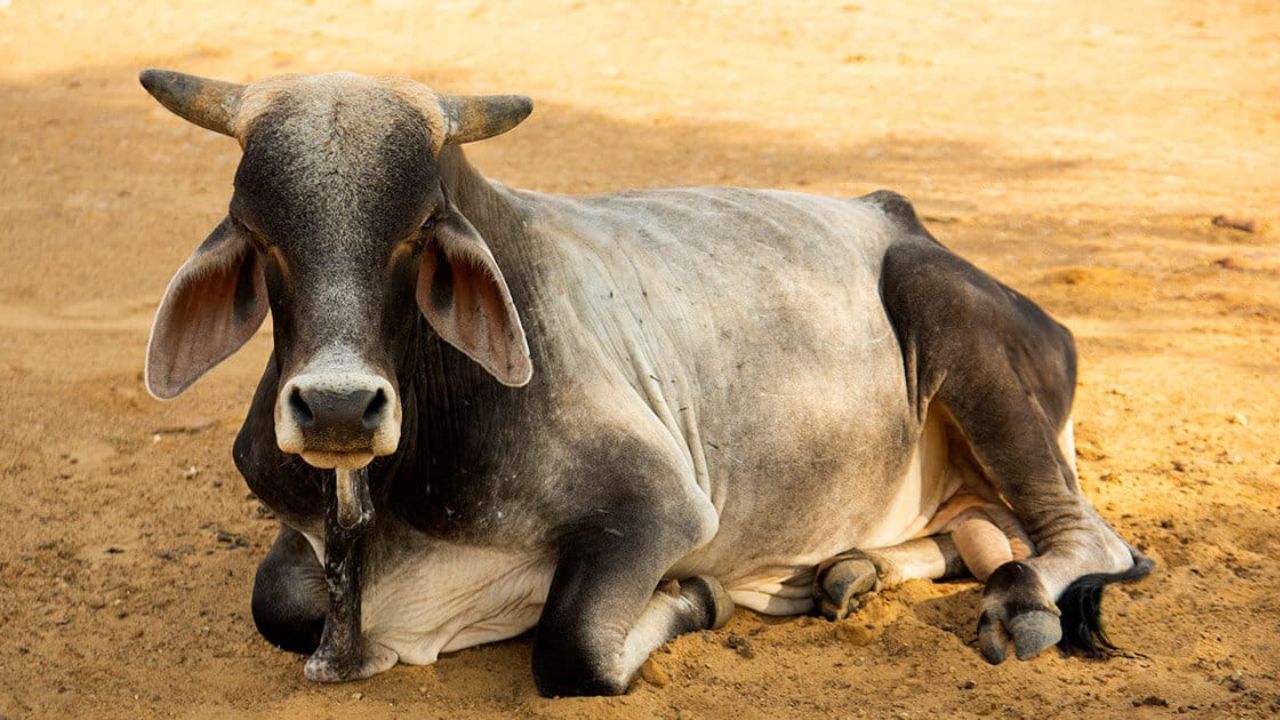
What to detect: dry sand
<box><xmin>1</xmin><ymin>1</ymin><xmax>1278</xmax><ymax>717</ymax></box>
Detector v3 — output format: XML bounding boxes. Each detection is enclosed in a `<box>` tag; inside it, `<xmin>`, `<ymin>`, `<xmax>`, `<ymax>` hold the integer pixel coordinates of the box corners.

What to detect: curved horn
<box><xmin>139</xmin><ymin>69</ymin><xmax>244</xmax><ymax>137</ymax></box>
<box><xmin>439</xmin><ymin>93</ymin><xmax>533</xmax><ymax>145</ymax></box>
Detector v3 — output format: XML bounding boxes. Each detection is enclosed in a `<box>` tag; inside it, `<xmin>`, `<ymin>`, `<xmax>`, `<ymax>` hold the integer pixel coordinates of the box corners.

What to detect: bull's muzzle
<box><xmin>275</xmin><ymin>371</ymin><xmax>401</xmax><ymax>469</ymax></box>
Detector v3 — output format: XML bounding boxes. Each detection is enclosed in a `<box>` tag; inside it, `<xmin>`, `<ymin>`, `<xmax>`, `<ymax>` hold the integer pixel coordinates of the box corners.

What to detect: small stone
<box><xmin>1229</xmin><ymin>413</ymin><xmax>1249</xmax><ymax>426</ymax></box>
<box><xmin>640</xmin><ymin>658</ymin><xmax>669</xmax><ymax>688</ymax></box>
<box><xmin>1211</xmin><ymin>215</ymin><xmax>1257</xmax><ymax>233</ymax></box>
<box><xmin>1222</xmin><ymin>675</ymin><xmax>1247</xmax><ymax>692</ymax></box>
<box><xmin>1133</xmin><ymin>695</ymin><xmax>1169</xmax><ymax>707</ymax></box>
<box><xmin>959</xmin><ymin>679</ymin><xmax>976</xmax><ymax>690</ymax></box>
<box><xmin>722</xmin><ymin>632</ymin><xmax>754</xmax><ymax>658</ymax></box>
<box><xmin>351</xmin><ymin>692</ymin><xmax>364</xmax><ymax>701</ymax></box>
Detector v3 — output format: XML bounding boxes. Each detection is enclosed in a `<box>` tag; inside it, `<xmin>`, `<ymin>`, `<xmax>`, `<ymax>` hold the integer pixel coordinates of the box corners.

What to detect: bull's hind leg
<box><xmin>814</xmin><ymin>535</ymin><xmax>967</xmax><ymax>620</ymax></box>
<box><xmin>880</xmin><ymin>233</ymin><xmax>1152</xmax><ymax>665</ymax></box>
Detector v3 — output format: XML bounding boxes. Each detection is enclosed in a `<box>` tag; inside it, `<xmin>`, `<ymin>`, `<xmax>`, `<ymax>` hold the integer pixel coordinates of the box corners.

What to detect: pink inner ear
<box><xmin>416</xmin><ymin>240</ymin><xmax>530</xmax><ymax>386</ymax></box>
<box><xmin>146</xmin><ymin>240</ymin><xmax>268</xmax><ymax>399</ymax></box>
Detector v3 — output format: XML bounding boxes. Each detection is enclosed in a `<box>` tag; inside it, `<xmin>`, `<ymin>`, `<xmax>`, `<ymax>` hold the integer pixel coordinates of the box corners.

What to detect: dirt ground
<box><xmin>1</xmin><ymin>1</ymin><xmax>1278</xmax><ymax>717</ymax></box>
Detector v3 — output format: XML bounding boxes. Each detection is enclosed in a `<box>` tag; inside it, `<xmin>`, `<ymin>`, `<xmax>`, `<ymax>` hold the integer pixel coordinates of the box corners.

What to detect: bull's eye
<box><xmin>420</xmin><ymin>214</ymin><xmax>439</xmax><ymax>234</ymax></box>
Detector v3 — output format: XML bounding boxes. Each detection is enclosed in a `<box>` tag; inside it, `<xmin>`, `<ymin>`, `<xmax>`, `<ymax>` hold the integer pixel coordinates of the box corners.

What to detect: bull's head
<box><xmin>141</xmin><ymin>70</ymin><xmax>533</xmax><ymax>471</ymax></box>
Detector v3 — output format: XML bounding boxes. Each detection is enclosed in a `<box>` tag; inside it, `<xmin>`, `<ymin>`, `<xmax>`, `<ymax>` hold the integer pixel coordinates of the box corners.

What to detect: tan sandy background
<box><xmin>1</xmin><ymin>0</ymin><xmax>1278</xmax><ymax>717</ymax></box>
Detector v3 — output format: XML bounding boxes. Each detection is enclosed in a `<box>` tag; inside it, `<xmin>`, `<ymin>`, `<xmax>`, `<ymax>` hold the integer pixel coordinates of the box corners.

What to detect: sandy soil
<box><xmin>2</xmin><ymin>1</ymin><xmax>1278</xmax><ymax>717</ymax></box>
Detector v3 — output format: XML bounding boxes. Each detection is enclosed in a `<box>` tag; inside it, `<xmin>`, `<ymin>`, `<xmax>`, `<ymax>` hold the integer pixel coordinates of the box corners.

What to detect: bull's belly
<box><xmin>687</xmin><ymin>409</ymin><xmax>960</xmax><ymax>615</ymax></box>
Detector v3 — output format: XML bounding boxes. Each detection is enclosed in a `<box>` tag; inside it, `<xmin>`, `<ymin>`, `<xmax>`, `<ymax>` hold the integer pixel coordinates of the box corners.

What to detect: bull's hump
<box><xmin>857</xmin><ymin>189</ymin><xmax>929</xmax><ymax>237</ymax></box>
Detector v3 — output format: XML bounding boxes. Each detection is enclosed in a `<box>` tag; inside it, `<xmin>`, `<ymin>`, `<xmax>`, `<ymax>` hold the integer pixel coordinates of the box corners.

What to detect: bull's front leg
<box><xmin>303</xmin><ymin>467</ymin><xmax>386</xmax><ymax>682</ymax></box>
<box><xmin>531</xmin><ymin>462</ymin><xmax>732</xmax><ymax>697</ymax></box>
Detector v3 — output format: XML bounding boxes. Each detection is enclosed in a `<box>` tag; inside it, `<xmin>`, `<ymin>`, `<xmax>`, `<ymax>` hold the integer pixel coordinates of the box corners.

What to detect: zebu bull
<box><xmin>140</xmin><ymin>69</ymin><xmax>1151</xmax><ymax>696</ymax></box>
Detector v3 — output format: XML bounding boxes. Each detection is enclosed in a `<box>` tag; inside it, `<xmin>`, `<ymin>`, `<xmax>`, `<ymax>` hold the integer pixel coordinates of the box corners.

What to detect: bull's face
<box><xmin>141</xmin><ymin>70</ymin><xmax>533</xmax><ymax>470</ymax></box>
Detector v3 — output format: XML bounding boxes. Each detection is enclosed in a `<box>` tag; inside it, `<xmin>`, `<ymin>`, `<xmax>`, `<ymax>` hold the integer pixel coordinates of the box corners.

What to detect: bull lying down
<box><xmin>140</xmin><ymin>69</ymin><xmax>1151</xmax><ymax>696</ymax></box>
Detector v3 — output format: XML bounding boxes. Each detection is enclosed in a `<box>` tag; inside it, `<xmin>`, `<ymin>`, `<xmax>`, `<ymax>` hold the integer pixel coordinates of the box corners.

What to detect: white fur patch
<box><xmin>358</xmin><ymin>540</ymin><xmax>555</xmax><ymax>666</ymax></box>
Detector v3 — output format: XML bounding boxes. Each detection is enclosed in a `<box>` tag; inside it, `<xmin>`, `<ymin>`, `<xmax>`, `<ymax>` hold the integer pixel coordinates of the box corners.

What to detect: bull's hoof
<box><xmin>680</xmin><ymin>575</ymin><xmax>735</xmax><ymax>630</ymax></box>
<box><xmin>977</xmin><ymin>561</ymin><xmax>1062</xmax><ymax>664</ymax></box>
<box><xmin>814</xmin><ymin>553</ymin><xmax>881</xmax><ymax>621</ymax></box>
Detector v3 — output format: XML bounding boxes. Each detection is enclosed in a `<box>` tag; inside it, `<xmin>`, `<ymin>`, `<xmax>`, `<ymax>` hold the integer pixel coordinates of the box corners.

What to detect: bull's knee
<box><xmin>532</xmin><ymin>625</ymin><xmax>630</xmax><ymax>697</ymax></box>
<box><xmin>532</xmin><ymin>576</ymin><xmax>731</xmax><ymax>697</ymax></box>
<box><xmin>252</xmin><ymin>526</ymin><xmax>327</xmax><ymax>655</ymax></box>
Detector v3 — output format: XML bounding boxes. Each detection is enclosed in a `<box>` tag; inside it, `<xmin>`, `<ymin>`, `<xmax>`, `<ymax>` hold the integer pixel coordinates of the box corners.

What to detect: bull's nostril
<box><xmin>289</xmin><ymin>387</ymin><xmax>315</xmax><ymax>427</ymax></box>
<box><xmin>362</xmin><ymin>388</ymin><xmax>387</xmax><ymax>429</ymax></box>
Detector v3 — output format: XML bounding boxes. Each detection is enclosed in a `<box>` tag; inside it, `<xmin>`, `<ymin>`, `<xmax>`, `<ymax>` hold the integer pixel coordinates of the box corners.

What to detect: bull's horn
<box><xmin>139</xmin><ymin>69</ymin><xmax>244</xmax><ymax>137</ymax></box>
<box><xmin>439</xmin><ymin>93</ymin><xmax>533</xmax><ymax>145</ymax></box>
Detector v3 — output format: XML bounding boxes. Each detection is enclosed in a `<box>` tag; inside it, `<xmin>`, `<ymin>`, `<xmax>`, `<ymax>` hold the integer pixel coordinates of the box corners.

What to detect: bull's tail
<box><xmin>1057</xmin><ymin>546</ymin><xmax>1155</xmax><ymax>656</ymax></box>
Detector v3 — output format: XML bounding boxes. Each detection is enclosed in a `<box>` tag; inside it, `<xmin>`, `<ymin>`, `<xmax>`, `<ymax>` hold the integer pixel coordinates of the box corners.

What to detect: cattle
<box><xmin>139</xmin><ymin>69</ymin><xmax>1152</xmax><ymax>697</ymax></box>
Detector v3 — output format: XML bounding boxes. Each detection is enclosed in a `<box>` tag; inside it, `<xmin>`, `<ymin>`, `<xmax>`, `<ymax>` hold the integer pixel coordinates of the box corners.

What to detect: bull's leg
<box><xmin>880</xmin><ymin>237</ymin><xmax>1152</xmax><ymax>665</ymax></box>
<box><xmin>528</xmin><ymin>429</ymin><xmax>733</xmax><ymax>698</ymax></box>
<box><xmin>531</xmin><ymin>504</ymin><xmax>729</xmax><ymax>696</ymax></box>
<box><xmin>252</xmin><ymin>524</ymin><xmax>327</xmax><ymax>654</ymax></box>
<box><xmin>943</xmin><ymin>404</ymin><xmax>1150</xmax><ymax>663</ymax></box>
<box><xmin>814</xmin><ymin>535</ymin><xmax>967</xmax><ymax>620</ymax></box>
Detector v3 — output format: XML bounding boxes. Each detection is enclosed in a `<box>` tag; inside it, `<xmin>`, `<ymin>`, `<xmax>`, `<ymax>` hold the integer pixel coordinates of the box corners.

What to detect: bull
<box><xmin>139</xmin><ymin>69</ymin><xmax>1151</xmax><ymax>696</ymax></box>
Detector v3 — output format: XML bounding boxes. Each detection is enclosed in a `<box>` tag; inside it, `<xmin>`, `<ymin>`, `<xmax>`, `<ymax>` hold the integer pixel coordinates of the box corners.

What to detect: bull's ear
<box><xmin>145</xmin><ymin>218</ymin><xmax>268</xmax><ymax>399</ymax></box>
<box><xmin>416</xmin><ymin>211</ymin><xmax>532</xmax><ymax>387</ymax></box>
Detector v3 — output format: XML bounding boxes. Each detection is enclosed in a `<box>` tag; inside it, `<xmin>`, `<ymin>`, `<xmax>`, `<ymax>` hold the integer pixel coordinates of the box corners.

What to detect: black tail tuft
<box><xmin>1058</xmin><ymin>549</ymin><xmax>1154</xmax><ymax>657</ymax></box>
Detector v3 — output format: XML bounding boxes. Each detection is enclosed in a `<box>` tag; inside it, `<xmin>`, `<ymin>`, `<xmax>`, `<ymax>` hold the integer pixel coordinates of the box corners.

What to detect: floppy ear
<box><xmin>145</xmin><ymin>218</ymin><xmax>268</xmax><ymax>399</ymax></box>
<box><xmin>416</xmin><ymin>210</ymin><xmax>532</xmax><ymax>387</ymax></box>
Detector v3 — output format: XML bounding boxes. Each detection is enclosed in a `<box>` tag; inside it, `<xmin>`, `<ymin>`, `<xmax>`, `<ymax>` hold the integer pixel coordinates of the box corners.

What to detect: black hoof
<box><xmin>814</xmin><ymin>553</ymin><xmax>881</xmax><ymax>621</ymax></box>
<box><xmin>680</xmin><ymin>575</ymin><xmax>735</xmax><ymax>629</ymax></box>
<box><xmin>977</xmin><ymin>561</ymin><xmax>1061</xmax><ymax>664</ymax></box>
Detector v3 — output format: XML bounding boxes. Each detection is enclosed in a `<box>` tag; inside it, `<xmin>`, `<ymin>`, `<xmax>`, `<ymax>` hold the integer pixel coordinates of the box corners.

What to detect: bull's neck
<box><xmin>436</xmin><ymin>146</ymin><xmax>523</xmax><ymax>249</ymax></box>
<box><xmin>392</xmin><ymin>146</ymin><xmax>546</xmax><ymax>483</ymax></box>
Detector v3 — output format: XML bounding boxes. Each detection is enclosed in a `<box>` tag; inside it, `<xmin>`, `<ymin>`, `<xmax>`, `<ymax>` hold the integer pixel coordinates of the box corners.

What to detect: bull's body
<box><xmin>245</xmin><ymin>181</ymin><xmax>966</xmax><ymax>665</ymax></box>
<box><xmin>142</xmin><ymin>70</ymin><xmax>1150</xmax><ymax>696</ymax></box>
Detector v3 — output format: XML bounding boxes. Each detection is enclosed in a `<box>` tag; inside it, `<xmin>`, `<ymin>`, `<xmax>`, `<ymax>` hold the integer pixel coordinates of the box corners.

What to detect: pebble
<box><xmin>640</xmin><ymin>658</ymin><xmax>670</xmax><ymax>688</ymax></box>
<box><xmin>722</xmin><ymin>633</ymin><xmax>754</xmax><ymax>658</ymax></box>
